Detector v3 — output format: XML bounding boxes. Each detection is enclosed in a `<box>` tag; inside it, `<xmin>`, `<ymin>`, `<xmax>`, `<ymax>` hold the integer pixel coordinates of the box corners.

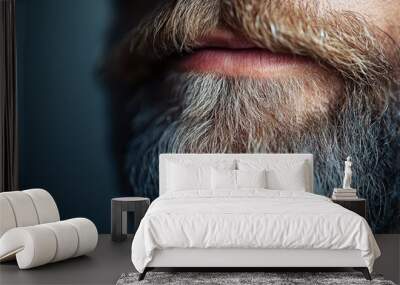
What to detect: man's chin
<box><xmin>165</xmin><ymin>71</ymin><xmax>342</xmax><ymax>136</ymax></box>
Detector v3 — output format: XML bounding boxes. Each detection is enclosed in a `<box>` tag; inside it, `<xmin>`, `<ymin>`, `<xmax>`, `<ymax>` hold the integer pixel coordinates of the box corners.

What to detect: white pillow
<box><xmin>237</xmin><ymin>159</ymin><xmax>308</xmax><ymax>191</ymax></box>
<box><xmin>211</xmin><ymin>168</ymin><xmax>236</xmax><ymax>190</ymax></box>
<box><xmin>166</xmin><ymin>162</ymin><xmax>211</xmax><ymax>191</ymax></box>
<box><xmin>236</xmin><ymin>169</ymin><xmax>267</xmax><ymax>189</ymax></box>
<box><xmin>266</xmin><ymin>168</ymin><xmax>306</xmax><ymax>191</ymax></box>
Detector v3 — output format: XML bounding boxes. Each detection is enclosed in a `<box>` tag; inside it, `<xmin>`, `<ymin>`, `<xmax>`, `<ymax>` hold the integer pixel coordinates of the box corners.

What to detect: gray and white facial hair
<box><xmin>126</xmin><ymin>72</ymin><xmax>400</xmax><ymax>233</ymax></box>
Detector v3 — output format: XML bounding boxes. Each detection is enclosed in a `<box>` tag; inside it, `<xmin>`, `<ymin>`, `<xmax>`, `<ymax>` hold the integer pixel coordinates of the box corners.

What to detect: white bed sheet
<box><xmin>131</xmin><ymin>190</ymin><xmax>380</xmax><ymax>273</ymax></box>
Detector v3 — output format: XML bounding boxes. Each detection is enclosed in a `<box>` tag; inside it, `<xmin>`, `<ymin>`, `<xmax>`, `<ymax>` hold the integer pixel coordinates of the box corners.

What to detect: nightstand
<box><xmin>331</xmin><ymin>198</ymin><xmax>366</xmax><ymax>219</ymax></box>
<box><xmin>111</xmin><ymin>197</ymin><xmax>150</xmax><ymax>242</ymax></box>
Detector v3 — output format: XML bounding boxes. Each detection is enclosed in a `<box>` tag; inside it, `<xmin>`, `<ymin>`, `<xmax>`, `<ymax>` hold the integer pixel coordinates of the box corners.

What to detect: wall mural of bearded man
<box><xmin>106</xmin><ymin>0</ymin><xmax>400</xmax><ymax>233</ymax></box>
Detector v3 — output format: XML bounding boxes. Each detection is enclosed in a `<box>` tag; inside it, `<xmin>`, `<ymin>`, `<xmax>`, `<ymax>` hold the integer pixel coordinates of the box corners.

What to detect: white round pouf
<box><xmin>0</xmin><ymin>196</ymin><xmax>17</xmax><ymax>237</ymax></box>
<box><xmin>66</xmin><ymin>218</ymin><xmax>98</xmax><ymax>257</ymax></box>
<box><xmin>1</xmin><ymin>191</ymin><xmax>39</xmax><ymax>227</ymax></box>
<box><xmin>24</xmin><ymin>189</ymin><xmax>60</xmax><ymax>224</ymax></box>
<box><xmin>42</xmin><ymin>221</ymin><xmax>79</xmax><ymax>262</ymax></box>
<box><xmin>0</xmin><ymin>226</ymin><xmax>57</xmax><ymax>269</ymax></box>
<box><xmin>0</xmin><ymin>189</ymin><xmax>98</xmax><ymax>269</ymax></box>
<box><xmin>0</xmin><ymin>218</ymin><xmax>98</xmax><ymax>269</ymax></box>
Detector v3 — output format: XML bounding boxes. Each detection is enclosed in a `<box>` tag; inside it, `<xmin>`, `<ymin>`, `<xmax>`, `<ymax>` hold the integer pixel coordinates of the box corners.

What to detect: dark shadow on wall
<box><xmin>17</xmin><ymin>0</ymin><xmax>138</xmax><ymax>233</ymax></box>
<box><xmin>16</xmin><ymin>0</ymin><xmax>166</xmax><ymax>233</ymax></box>
<box><xmin>101</xmin><ymin>0</ymin><xmax>164</xmax><ymax>196</ymax></box>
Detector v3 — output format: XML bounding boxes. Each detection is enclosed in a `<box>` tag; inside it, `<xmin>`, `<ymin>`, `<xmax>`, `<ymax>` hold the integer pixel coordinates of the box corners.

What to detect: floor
<box><xmin>1</xmin><ymin>234</ymin><xmax>399</xmax><ymax>285</ymax></box>
<box><xmin>374</xmin><ymin>234</ymin><xmax>400</xmax><ymax>284</ymax></box>
<box><xmin>0</xmin><ymin>235</ymin><xmax>134</xmax><ymax>285</ymax></box>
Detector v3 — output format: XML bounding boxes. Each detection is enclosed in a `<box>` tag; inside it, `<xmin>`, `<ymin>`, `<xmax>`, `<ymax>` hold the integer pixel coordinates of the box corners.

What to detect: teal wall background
<box><xmin>16</xmin><ymin>0</ymin><xmax>119</xmax><ymax>233</ymax></box>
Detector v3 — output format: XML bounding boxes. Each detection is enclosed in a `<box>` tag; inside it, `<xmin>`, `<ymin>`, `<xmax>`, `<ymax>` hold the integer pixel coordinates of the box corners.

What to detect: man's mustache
<box><xmin>126</xmin><ymin>0</ymin><xmax>398</xmax><ymax>86</ymax></box>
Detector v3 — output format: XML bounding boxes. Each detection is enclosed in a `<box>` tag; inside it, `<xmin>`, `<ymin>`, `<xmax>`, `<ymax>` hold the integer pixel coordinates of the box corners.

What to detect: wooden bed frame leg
<box><xmin>354</xmin><ymin>267</ymin><xmax>371</xmax><ymax>280</ymax></box>
<box><xmin>138</xmin><ymin>268</ymin><xmax>148</xmax><ymax>281</ymax></box>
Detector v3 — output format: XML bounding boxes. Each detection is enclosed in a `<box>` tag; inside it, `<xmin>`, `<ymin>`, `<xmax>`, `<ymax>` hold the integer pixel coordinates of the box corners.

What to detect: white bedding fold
<box><xmin>131</xmin><ymin>190</ymin><xmax>380</xmax><ymax>273</ymax></box>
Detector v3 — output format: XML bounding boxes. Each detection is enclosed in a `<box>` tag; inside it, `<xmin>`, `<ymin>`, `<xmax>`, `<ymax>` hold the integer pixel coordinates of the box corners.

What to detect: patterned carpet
<box><xmin>116</xmin><ymin>272</ymin><xmax>396</xmax><ymax>285</ymax></box>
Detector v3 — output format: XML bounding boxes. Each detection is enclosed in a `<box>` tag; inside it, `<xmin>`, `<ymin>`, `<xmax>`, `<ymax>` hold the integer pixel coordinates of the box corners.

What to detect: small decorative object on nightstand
<box><xmin>111</xmin><ymin>197</ymin><xmax>150</xmax><ymax>242</ymax></box>
<box><xmin>331</xmin><ymin>198</ymin><xmax>367</xmax><ymax>219</ymax></box>
<box><xmin>332</xmin><ymin>188</ymin><xmax>358</xmax><ymax>200</ymax></box>
<box><xmin>333</xmin><ymin>156</ymin><xmax>358</xmax><ymax>199</ymax></box>
<box><xmin>342</xmin><ymin>156</ymin><xmax>353</xmax><ymax>189</ymax></box>
<box><xmin>332</xmin><ymin>156</ymin><xmax>366</xmax><ymax>218</ymax></box>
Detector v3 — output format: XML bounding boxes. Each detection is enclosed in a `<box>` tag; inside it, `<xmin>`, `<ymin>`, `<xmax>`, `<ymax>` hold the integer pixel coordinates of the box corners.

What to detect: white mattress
<box><xmin>131</xmin><ymin>190</ymin><xmax>380</xmax><ymax>273</ymax></box>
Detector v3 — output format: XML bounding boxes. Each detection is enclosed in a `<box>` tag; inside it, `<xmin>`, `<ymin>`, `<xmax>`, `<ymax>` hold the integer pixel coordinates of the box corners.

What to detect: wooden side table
<box><xmin>111</xmin><ymin>197</ymin><xmax>150</xmax><ymax>242</ymax></box>
<box><xmin>331</xmin><ymin>198</ymin><xmax>366</xmax><ymax>219</ymax></box>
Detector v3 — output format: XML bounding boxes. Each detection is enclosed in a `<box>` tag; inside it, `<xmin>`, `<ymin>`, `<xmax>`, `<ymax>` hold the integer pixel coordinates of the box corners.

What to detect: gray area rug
<box><xmin>116</xmin><ymin>272</ymin><xmax>396</xmax><ymax>285</ymax></box>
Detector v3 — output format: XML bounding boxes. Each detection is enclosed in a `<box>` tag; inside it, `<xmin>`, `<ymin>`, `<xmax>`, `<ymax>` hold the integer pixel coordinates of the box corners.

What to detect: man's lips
<box><xmin>175</xmin><ymin>29</ymin><xmax>317</xmax><ymax>77</ymax></box>
<box><xmin>195</xmin><ymin>28</ymin><xmax>257</xmax><ymax>50</ymax></box>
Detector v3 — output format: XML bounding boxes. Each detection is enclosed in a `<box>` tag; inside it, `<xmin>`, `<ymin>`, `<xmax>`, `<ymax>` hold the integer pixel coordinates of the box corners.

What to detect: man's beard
<box><xmin>126</xmin><ymin>73</ymin><xmax>400</xmax><ymax>233</ymax></box>
<box><xmin>107</xmin><ymin>0</ymin><xmax>400</xmax><ymax>233</ymax></box>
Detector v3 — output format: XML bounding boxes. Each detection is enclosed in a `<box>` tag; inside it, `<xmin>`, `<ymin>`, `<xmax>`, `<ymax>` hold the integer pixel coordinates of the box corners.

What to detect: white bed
<box><xmin>131</xmin><ymin>154</ymin><xmax>380</xmax><ymax>280</ymax></box>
